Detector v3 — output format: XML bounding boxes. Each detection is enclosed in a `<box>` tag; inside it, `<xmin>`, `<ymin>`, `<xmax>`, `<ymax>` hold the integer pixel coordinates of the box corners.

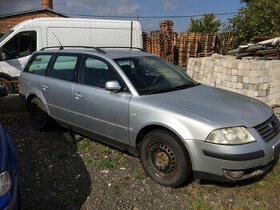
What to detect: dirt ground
<box><xmin>0</xmin><ymin>97</ymin><xmax>280</xmax><ymax>210</ymax></box>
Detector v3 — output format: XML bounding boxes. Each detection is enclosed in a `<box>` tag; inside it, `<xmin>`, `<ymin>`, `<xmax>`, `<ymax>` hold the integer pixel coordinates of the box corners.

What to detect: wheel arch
<box><xmin>26</xmin><ymin>93</ymin><xmax>50</xmax><ymax>115</ymax></box>
<box><xmin>0</xmin><ymin>73</ymin><xmax>14</xmax><ymax>81</ymax></box>
<box><xmin>135</xmin><ymin>124</ymin><xmax>188</xmax><ymax>152</ymax></box>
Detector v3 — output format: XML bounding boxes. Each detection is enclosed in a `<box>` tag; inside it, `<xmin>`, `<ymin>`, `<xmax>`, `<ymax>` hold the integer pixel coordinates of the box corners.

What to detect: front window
<box><xmin>114</xmin><ymin>56</ymin><xmax>197</xmax><ymax>95</ymax></box>
<box><xmin>80</xmin><ymin>56</ymin><xmax>124</xmax><ymax>89</ymax></box>
<box><xmin>1</xmin><ymin>31</ymin><xmax>36</xmax><ymax>60</ymax></box>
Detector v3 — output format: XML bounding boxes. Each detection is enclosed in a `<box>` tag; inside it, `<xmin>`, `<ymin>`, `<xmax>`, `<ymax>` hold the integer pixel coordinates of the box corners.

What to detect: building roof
<box><xmin>0</xmin><ymin>8</ymin><xmax>68</xmax><ymax>19</ymax></box>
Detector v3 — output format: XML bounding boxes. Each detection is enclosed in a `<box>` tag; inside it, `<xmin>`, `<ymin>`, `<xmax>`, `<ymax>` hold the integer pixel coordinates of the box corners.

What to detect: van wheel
<box><xmin>29</xmin><ymin>97</ymin><xmax>50</xmax><ymax>131</ymax></box>
<box><xmin>0</xmin><ymin>77</ymin><xmax>13</xmax><ymax>94</ymax></box>
<box><xmin>140</xmin><ymin>129</ymin><xmax>192</xmax><ymax>187</ymax></box>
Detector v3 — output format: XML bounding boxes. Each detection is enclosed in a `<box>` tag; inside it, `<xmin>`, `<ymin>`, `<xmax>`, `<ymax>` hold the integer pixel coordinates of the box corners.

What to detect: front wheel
<box><xmin>140</xmin><ymin>129</ymin><xmax>192</xmax><ymax>187</ymax></box>
<box><xmin>28</xmin><ymin>97</ymin><xmax>51</xmax><ymax>131</ymax></box>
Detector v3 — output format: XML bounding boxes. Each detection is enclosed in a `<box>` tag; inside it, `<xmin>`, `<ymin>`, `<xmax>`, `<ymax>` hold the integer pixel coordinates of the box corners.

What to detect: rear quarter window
<box><xmin>25</xmin><ymin>54</ymin><xmax>52</xmax><ymax>75</ymax></box>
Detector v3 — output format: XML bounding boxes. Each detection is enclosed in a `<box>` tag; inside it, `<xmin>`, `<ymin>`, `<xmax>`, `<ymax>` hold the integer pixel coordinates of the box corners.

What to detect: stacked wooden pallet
<box><xmin>142</xmin><ymin>32</ymin><xmax>150</xmax><ymax>52</ymax></box>
<box><xmin>149</xmin><ymin>30</ymin><xmax>163</xmax><ymax>56</ymax></box>
<box><xmin>178</xmin><ymin>32</ymin><xmax>217</xmax><ymax>67</ymax></box>
<box><xmin>159</xmin><ymin>20</ymin><xmax>175</xmax><ymax>63</ymax></box>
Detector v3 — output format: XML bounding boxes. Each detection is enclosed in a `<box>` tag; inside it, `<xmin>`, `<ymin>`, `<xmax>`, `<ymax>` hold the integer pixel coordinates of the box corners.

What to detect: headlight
<box><xmin>0</xmin><ymin>171</ymin><xmax>11</xmax><ymax>196</ymax></box>
<box><xmin>206</xmin><ymin>127</ymin><xmax>256</xmax><ymax>145</ymax></box>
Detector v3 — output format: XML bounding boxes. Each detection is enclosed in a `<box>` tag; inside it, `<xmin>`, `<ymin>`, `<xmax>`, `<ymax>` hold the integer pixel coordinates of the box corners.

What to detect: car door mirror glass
<box><xmin>105</xmin><ymin>81</ymin><xmax>122</xmax><ymax>92</ymax></box>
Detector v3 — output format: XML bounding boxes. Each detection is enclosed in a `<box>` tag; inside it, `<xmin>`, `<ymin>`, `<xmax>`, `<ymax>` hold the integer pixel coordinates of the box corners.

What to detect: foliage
<box><xmin>187</xmin><ymin>13</ymin><xmax>221</xmax><ymax>33</ymax></box>
<box><xmin>229</xmin><ymin>0</ymin><xmax>280</xmax><ymax>48</ymax></box>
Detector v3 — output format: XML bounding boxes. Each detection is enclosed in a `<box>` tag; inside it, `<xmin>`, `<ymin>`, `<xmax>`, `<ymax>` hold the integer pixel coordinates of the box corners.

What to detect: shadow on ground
<box><xmin>0</xmin><ymin>97</ymin><xmax>91</xmax><ymax>209</ymax></box>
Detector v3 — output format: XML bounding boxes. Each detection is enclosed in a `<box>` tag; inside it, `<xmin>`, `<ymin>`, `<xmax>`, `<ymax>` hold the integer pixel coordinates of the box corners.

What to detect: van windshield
<box><xmin>114</xmin><ymin>56</ymin><xmax>198</xmax><ymax>95</ymax></box>
<box><xmin>0</xmin><ymin>30</ymin><xmax>14</xmax><ymax>44</ymax></box>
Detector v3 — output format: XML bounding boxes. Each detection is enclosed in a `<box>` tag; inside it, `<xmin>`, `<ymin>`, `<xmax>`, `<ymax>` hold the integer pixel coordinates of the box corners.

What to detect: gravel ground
<box><xmin>0</xmin><ymin>99</ymin><xmax>280</xmax><ymax>210</ymax></box>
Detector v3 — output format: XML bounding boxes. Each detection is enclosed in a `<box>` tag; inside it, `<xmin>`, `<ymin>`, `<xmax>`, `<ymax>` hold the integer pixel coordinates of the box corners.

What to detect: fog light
<box><xmin>224</xmin><ymin>170</ymin><xmax>244</xmax><ymax>179</ymax></box>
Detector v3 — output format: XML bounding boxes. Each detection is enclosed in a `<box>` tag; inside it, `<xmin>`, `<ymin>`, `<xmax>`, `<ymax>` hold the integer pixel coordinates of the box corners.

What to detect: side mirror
<box><xmin>0</xmin><ymin>86</ymin><xmax>8</xmax><ymax>97</ymax></box>
<box><xmin>105</xmin><ymin>81</ymin><xmax>122</xmax><ymax>92</ymax></box>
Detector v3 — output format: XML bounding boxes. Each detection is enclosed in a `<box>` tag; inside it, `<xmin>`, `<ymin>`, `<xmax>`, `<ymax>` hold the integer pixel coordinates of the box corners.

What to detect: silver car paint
<box><xmin>19</xmin><ymin>49</ymin><xmax>280</xmax><ymax>180</ymax></box>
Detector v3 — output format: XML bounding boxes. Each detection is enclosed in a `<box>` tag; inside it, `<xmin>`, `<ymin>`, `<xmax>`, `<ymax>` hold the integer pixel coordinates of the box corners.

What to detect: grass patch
<box><xmin>97</xmin><ymin>159</ymin><xmax>117</xmax><ymax>168</ymax></box>
<box><xmin>187</xmin><ymin>195</ymin><xmax>213</xmax><ymax>210</ymax></box>
<box><xmin>113</xmin><ymin>187</ymin><xmax>121</xmax><ymax>196</ymax></box>
<box><xmin>134</xmin><ymin>173</ymin><xmax>144</xmax><ymax>180</ymax></box>
<box><xmin>78</xmin><ymin>138</ymin><xmax>98</xmax><ymax>151</ymax></box>
<box><xmin>86</xmin><ymin>157</ymin><xmax>97</xmax><ymax>164</ymax></box>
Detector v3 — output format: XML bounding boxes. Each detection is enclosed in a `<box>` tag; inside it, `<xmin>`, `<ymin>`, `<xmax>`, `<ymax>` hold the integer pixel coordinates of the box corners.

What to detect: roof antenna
<box><xmin>52</xmin><ymin>33</ymin><xmax>63</xmax><ymax>50</ymax></box>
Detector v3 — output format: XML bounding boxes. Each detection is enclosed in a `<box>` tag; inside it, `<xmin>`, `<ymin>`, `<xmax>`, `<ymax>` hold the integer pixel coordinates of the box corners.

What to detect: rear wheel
<box><xmin>140</xmin><ymin>129</ymin><xmax>192</xmax><ymax>187</ymax></box>
<box><xmin>28</xmin><ymin>97</ymin><xmax>50</xmax><ymax>131</ymax></box>
<box><xmin>0</xmin><ymin>77</ymin><xmax>13</xmax><ymax>94</ymax></box>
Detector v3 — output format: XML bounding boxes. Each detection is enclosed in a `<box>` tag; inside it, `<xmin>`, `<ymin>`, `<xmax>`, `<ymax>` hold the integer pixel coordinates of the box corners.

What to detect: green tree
<box><xmin>187</xmin><ymin>13</ymin><xmax>221</xmax><ymax>33</ymax></box>
<box><xmin>229</xmin><ymin>0</ymin><xmax>280</xmax><ymax>48</ymax></box>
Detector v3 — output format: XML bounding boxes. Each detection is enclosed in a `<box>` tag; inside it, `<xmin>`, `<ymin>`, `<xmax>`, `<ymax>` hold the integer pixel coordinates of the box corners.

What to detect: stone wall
<box><xmin>185</xmin><ymin>54</ymin><xmax>280</xmax><ymax>105</ymax></box>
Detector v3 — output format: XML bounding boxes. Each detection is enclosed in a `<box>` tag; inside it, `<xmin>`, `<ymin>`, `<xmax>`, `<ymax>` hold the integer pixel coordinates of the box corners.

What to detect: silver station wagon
<box><xmin>19</xmin><ymin>47</ymin><xmax>280</xmax><ymax>187</ymax></box>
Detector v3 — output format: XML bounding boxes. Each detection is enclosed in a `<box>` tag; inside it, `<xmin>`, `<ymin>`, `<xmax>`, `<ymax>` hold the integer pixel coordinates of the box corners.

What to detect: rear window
<box><xmin>25</xmin><ymin>54</ymin><xmax>52</xmax><ymax>75</ymax></box>
<box><xmin>48</xmin><ymin>55</ymin><xmax>78</xmax><ymax>81</ymax></box>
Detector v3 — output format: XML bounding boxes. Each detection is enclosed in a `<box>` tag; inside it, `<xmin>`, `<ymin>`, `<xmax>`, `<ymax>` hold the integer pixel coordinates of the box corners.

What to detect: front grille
<box><xmin>254</xmin><ymin>114</ymin><xmax>280</xmax><ymax>142</ymax></box>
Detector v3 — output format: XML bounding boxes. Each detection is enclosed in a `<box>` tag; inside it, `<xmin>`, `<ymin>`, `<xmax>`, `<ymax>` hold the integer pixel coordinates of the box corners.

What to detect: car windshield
<box><xmin>114</xmin><ymin>56</ymin><xmax>197</xmax><ymax>95</ymax></box>
<box><xmin>0</xmin><ymin>30</ymin><xmax>14</xmax><ymax>44</ymax></box>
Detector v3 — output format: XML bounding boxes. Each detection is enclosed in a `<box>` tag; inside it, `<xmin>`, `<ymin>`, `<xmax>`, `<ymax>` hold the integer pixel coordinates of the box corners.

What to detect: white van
<box><xmin>0</xmin><ymin>17</ymin><xmax>143</xmax><ymax>93</ymax></box>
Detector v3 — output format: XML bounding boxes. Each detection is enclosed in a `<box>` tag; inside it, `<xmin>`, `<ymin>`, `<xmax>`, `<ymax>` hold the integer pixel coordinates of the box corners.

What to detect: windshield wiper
<box><xmin>143</xmin><ymin>84</ymin><xmax>194</xmax><ymax>95</ymax></box>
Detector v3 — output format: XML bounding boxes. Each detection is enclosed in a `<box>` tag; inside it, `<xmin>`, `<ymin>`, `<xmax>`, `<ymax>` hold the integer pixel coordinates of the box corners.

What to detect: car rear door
<box><xmin>72</xmin><ymin>55</ymin><xmax>132</xmax><ymax>145</ymax></box>
<box><xmin>42</xmin><ymin>53</ymin><xmax>80</xmax><ymax>123</ymax></box>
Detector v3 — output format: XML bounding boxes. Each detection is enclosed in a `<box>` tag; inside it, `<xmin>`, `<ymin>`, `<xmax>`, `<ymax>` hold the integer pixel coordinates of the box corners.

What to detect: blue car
<box><xmin>0</xmin><ymin>87</ymin><xmax>20</xmax><ymax>209</ymax></box>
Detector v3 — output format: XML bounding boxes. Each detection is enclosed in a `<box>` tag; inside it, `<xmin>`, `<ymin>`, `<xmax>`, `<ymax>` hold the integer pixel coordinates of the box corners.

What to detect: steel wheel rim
<box><xmin>148</xmin><ymin>141</ymin><xmax>178</xmax><ymax>178</ymax></box>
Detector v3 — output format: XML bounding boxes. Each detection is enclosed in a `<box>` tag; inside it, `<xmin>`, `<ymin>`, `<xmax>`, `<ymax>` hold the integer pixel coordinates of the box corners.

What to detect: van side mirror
<box><xmin>0</xmin><ymin>86</ymin><xmax>8</xmax><ymax>97</ymax></box>
<box><xmin>105</xmin><ymin>81</ymin><xmax>122</xmax><ymax>92</ymax></box>
<box><xmin>0</xmin><ymin>47</ymin><xmax>6</xmax><ymax>61</ymax></box>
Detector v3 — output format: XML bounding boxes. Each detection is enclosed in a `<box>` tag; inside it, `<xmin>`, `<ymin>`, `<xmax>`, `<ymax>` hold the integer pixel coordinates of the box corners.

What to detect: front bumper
<box><xmin>185</xmin><ymin>129</ymin><xmax>280</xmax><ymax>182</ymax></box>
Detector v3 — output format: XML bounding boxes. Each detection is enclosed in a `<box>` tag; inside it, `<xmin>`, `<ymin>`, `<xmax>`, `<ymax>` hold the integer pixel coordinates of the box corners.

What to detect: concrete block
<box><xmin>231</xmin><ymin>76</ymin><xmax>237</xmax><ymax>82</ymax></box>
<box><xmin>237</xmin><ymin>83</ymin><xmax>243</xmax><ymax>89</ymax></box>
<box><xmin>243</xmin><ymin>77</ymin><xmax>249</xmax><ymax>83</ymax></box>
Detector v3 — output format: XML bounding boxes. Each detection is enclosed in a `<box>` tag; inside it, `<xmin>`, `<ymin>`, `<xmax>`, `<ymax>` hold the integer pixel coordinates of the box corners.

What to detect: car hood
<box><xmin>144</xmin><ymin>85</ymin><xmax>273</xmax><ymax>128</ymax></box>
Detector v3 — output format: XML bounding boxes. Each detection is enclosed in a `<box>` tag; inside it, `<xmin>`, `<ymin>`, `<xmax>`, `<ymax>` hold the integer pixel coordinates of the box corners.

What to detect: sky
<box><xmin>0</xmin><ymin>0</ymin><xmax>245</xmax><ymax>32</ymax></box>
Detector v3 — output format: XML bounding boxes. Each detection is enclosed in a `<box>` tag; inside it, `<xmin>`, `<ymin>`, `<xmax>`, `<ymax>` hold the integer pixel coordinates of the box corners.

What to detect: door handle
<box><xmin>42</xmin><ymin>84</ymin><xmax>48</xmax><ymax>90</ymax></box>
<box><xmin>74</xmin><ymin>92</ymin><xmax>82</xmax><ymax>99</ymax></box>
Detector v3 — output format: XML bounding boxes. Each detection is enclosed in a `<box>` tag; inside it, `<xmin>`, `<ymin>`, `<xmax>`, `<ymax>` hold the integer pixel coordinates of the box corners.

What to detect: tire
<box><xmin>28</xmin><ymin>97</ymin><xmax>50</xmax><ymax>131</ymax></box>
<box><xmin>0</xmin><ymin>77</ymin><xmax>13</xmax><ymax>94</ymax></box>
<box><xmin>140</xmin><ymin>129</ymin><xmax>192</xmax><ymax>187</ymax></box>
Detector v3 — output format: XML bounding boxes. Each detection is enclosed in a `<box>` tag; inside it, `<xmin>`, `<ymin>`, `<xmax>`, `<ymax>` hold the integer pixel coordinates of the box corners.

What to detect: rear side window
<box><xmin>25</xmin><ymin>54</ymin><xmax>52</xmax><ymax>75</ymax></box>
<box><xmin>48</xmin><ymin>55</ymin><xmax>78</xmax><ymax>81</ymax></box>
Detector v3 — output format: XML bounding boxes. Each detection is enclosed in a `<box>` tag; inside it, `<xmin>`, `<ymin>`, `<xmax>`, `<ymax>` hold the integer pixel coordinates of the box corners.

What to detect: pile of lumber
<box><xmin>228</xmin><ymin>37</ymin><xmax>280</xmax><ymax>60</ymax></box>
<box><xmin>142</xmin><ymin>32</ymin><xmax>150</xmax><ymax>53</ymax></box>
<box><xmin>142</xmin><ymin>20</ymin><xmax>222</xmax><ymax>66</ymax></box>
<box><xmin>178</xmin><ymin>32</ymin><xmax>217</xmax><ymax>67</ymax></box>
<box><xmin>144</xmin><ymin>20</ymin><xmax>176</xmax><ymax>63</ymax></box>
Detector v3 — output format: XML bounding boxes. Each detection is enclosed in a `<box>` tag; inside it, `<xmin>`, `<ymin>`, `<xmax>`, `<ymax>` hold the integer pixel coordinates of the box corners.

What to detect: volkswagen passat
<box><xmin>19</xmin><ymin>47</ymin><xmax>280</xmax><ymax>187</ymax></box>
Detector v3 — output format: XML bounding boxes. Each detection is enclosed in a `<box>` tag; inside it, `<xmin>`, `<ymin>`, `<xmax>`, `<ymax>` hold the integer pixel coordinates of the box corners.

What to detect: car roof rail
<box><xmin>97</xmin><ymin>47</ymin><xmax>144</xmax><ymax>51</ymax></box>
<box><xmin>40</xmin><ymin>46</ymin><xmax>107</xmax><ymax>54</ymax></box>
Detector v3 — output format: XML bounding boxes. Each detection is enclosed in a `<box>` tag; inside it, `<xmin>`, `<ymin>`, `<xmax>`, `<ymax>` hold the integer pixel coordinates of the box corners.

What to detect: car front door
<box><xmin>42</xmin><ymin>54</ymin><xmax>80</xmax><ymax>123</ymax></box>
<box><xmin>72</xmin><ymin>56</ymin><xmax>132</xmax><ymax>145</ymax></box>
